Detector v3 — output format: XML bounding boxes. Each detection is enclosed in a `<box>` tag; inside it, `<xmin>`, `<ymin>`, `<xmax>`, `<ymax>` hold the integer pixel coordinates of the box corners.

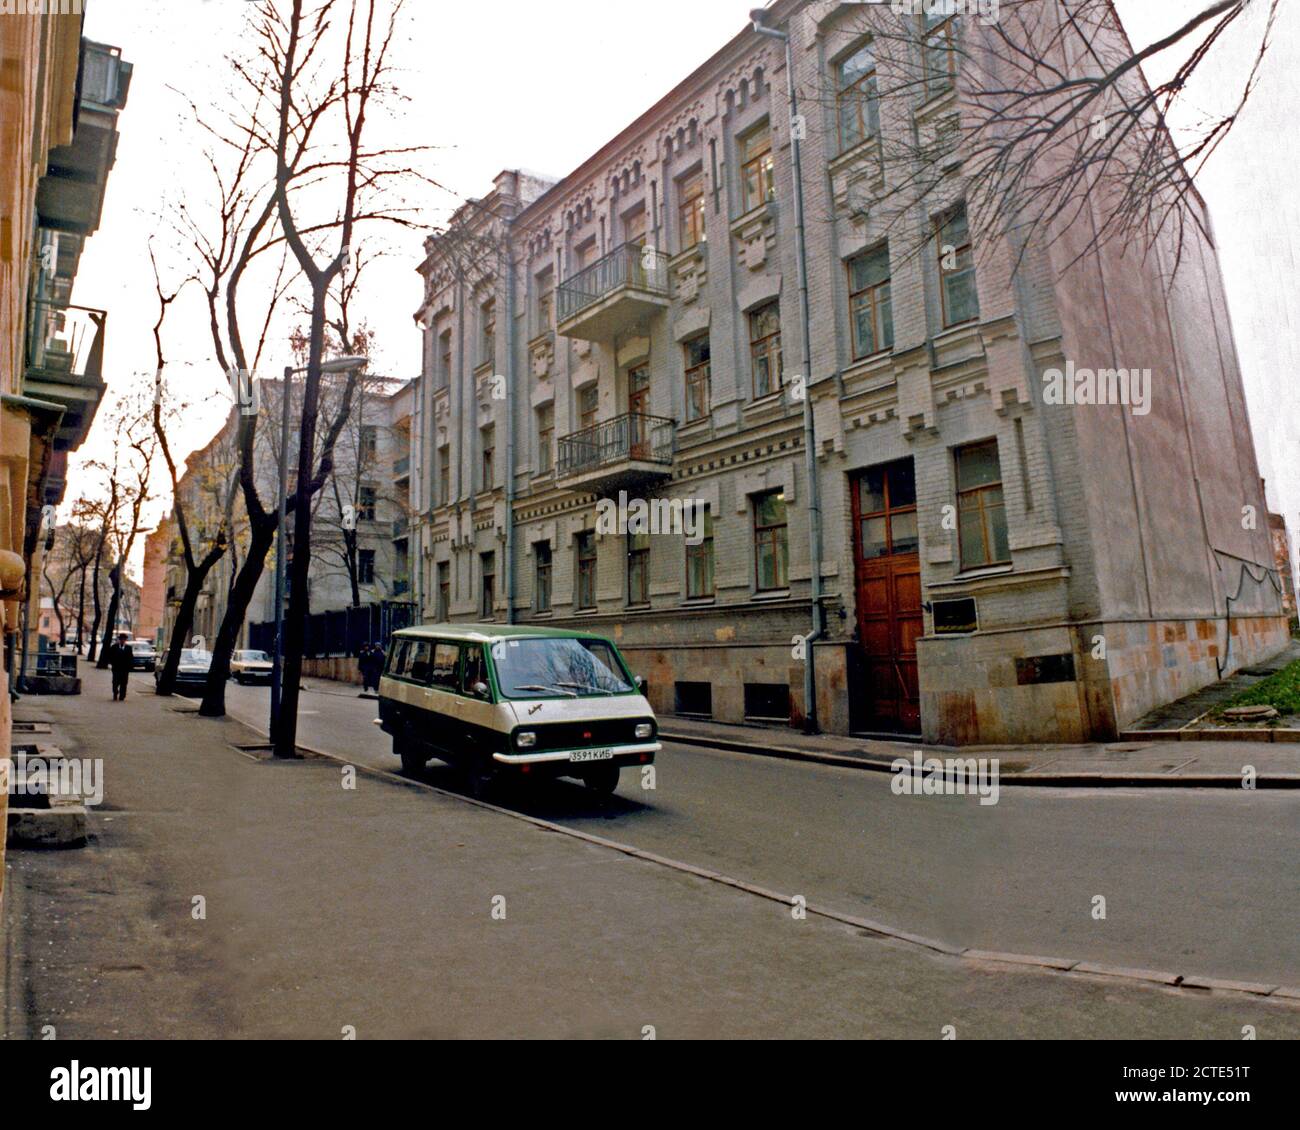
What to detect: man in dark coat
<box><xmin>107</xmin><ymin>632</ymin><xmax>134</xmax><ymax>701</ymax></box>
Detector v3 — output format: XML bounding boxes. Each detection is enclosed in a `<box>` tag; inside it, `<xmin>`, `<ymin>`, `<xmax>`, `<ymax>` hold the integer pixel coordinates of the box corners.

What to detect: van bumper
<box><xmin>492</xmin><ymin>742</ymin><xmax>660</xmax><ymax>766</ymax></box>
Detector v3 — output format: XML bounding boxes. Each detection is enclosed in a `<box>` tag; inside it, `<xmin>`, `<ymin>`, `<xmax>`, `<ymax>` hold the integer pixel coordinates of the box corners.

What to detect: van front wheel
<box><xmin>584</xmin><ymin>764</ymin><xmax>620</xmax><ymax>795</ymax></box>
<box><xmin>394</xmin><ymin>733</ymin><xmax>425</xmax><ymax>774</ymax></box>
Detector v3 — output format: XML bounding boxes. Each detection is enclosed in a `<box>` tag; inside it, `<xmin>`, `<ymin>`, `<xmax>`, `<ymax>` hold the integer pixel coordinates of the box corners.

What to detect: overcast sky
<box><xmin>73</xmin><ymin>0</ymin><xmax>1297</xmax><ymax>581</ymax></box>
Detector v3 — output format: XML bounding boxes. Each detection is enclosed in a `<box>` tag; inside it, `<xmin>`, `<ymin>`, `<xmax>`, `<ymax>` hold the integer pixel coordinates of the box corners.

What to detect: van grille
<box><xmin>527</xmin><ymin>718</ymin><xmax>654</xmax><ymax>752</ymax></box>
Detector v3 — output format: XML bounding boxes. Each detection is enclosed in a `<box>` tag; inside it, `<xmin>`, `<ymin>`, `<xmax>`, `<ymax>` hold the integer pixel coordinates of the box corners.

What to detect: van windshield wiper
<box><xmin>513</xmin><ymin>683</ymin><xmax>577</xmax><ymax>697</ymax></box>
<box><xmin>555</xmin><ymin>681</ymin><xmax>615</xmax><ymax>696</ymax></box>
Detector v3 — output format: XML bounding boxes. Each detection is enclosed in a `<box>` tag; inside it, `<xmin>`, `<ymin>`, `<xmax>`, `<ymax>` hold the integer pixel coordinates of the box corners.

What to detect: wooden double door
<box><xmin>851</xmin><ymin>459</ymin><xmax>922</xmax><ymax>735</ymax></box>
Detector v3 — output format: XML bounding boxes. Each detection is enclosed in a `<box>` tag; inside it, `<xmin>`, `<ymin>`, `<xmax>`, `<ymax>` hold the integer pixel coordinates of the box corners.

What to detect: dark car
<box><xmin>157</xmin><ymin>648</ymin><xmax>212</xmax><ymax>694</ymax></box>
<box><xmin>130</xmin><ymin>639</ymin><xmax>158</xmax><ymax>672</ymax></box>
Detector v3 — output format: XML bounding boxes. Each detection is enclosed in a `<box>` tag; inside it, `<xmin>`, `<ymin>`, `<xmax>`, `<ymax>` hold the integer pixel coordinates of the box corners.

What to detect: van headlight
<box><xmin>515</xmin><ymin>731</ymin><xmax>536</xmax><ymax>749</ymax></box>
<box><xmin>634</xmin><ymin>723</ymin><xmax>654</xmax><ymax>740</ymax></box>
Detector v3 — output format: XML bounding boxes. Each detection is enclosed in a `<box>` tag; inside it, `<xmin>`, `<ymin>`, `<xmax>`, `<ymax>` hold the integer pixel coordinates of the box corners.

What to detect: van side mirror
<box><xmin>473</xmin><ymin>681</ymin><xmax>490</xmax><ymax>699</ymax></box>
<box><xmin>635</xmin><ymin>676</ymin><xmax>647</xmax><ymax>693</ymax></box>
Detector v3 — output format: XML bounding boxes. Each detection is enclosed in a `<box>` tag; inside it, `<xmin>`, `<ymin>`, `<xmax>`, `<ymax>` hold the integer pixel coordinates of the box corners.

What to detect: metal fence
<box><xmin>249</xmin><ymin>601</ymin><xmax>417</xmax><ymax>659</ymax></box>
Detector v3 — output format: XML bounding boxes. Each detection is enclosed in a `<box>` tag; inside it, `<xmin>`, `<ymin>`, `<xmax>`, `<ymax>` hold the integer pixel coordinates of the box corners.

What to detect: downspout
<box><xmin>504</xmin><ymin>218</ymin><xmax>518</xmax><ymax>624</ymax></box>
<box><xmin>753</xmin><ymin>10</ymin><xmax>824</xmax><ymax>733</ymax></box>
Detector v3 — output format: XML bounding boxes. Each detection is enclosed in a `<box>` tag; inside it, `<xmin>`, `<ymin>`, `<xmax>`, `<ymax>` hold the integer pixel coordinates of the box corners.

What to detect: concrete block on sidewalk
<box><xmin>7</xmin><ymin>805</ymin><xmax>88</xmax><ymax>849</ymax></box>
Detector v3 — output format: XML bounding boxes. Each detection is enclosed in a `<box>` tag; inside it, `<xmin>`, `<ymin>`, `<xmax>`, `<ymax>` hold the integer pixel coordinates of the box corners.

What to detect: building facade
<box><xmin>410</xmin><ymin>0</ymin><xmax>1288</xmax><ymax>744</ymax></box>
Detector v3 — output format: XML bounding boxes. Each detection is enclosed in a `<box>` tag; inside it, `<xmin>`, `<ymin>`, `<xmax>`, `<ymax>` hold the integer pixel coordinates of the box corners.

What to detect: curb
<box><xmin>1121</xmin><ymin>728</ymin><xmax>1300</xmax><ymax>743</ymax></box>
<box><xmin>213</xmin><ymin>709</ymin><xmax>1300</xmax><ymax>1010</ymax></box>
<box><xmin>659</xmin><ymin>731</ymin><xmax>1300</xmax><ymax>788</ymax></box>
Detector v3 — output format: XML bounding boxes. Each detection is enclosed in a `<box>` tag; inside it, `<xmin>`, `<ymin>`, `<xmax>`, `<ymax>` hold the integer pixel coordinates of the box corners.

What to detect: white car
<box><xmin>231</xmin><ymin>649</ymin><xmax>273</xmax><ymax>685</ymax></box>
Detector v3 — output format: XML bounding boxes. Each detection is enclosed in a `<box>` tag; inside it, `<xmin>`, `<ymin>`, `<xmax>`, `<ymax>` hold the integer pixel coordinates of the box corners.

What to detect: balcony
<box><xmin>556</xmin><ymin>243</ymin><xmax>670</xmax><ymax>341</ymax></box>
<box><xmin>393</xmin><ymin>455</ymin><xmax>410</xmax><ymax>479</ymax></box>
<box><xmin>24</xmin><ymin>299</ymin><xmax>108</xmax><ymax>456</ymax></box>
<box><xmin>556</xmin><ymin>413</ymin><xmax>675</xmax><ymax>495</ymax></box>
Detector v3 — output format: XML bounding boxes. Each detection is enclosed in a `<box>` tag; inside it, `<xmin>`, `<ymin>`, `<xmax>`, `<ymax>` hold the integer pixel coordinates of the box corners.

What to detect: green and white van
<box><xmin>376</xmin><ymin>624</ymin><xmax>659</xmax><ymax>794</ymax></box>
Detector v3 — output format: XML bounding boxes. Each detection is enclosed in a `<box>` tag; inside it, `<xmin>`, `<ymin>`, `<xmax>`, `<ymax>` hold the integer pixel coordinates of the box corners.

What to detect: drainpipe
<box><xmin>752</xmin><ymin>8</ymin><xmax>824</xmax><ymax>733</ymax></box>
<box><xmin>503</xmin><ymin>214</ymin><xmax>518</xmax><ymax>624</ymax></box>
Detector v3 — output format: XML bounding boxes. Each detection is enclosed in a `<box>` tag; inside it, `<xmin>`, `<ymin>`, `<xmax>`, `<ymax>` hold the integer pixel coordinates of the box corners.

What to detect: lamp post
<box><xmin>269</xmin><ymin>355</ymin><xmax>368</xmax><ymax>744</ymax></box>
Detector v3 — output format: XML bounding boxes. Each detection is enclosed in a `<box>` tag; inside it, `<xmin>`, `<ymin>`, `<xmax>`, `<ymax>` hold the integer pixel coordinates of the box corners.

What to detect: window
<box><xmin>753</xmin><ymin>490</ymin><xmax>789</xmax><ymax>592</ymax></box>
<box><xmin>535</xmin><ymin>403</ymin><xmax>554</xmax><ymax>474</ymax></box>
<box><xmin>955</xmin><ymin>440</ymin><xmax>1010</xmax><ymax>569</ymax></box>
<box><xmin>462</xmin><ymin>644</ymin><xmax>490</xmax><ymax>699</ymax></box>
<box><xmin>480</xmin><ymin>298</ymin><xmax>496</xmax><ymax>367</ymax></box>
<box><xmin>438</xmin><ymin>329</ymin><xmax>452</xmax><ymax>390</ymax></box>
<box><xmin>744</xmin><ymin>682</ymin><xmax>790</xmax><ymax>722</ymax></box>
<box><xmin>431</xmin><ymin>643</ymin><xmax>459</xmax><ymax>691</ymax></box>
<box><xmin>436</xmin><ymin>561</ymin><xmax>449</xmax><ymax>620</ymax></box>
<box><xmin>686</xmin><ymin>504</ymin><xmax>715</xmax><ymax>599</ymax></box>
<box><xmin>739</xmin><ymin>123</ymin><xmax>775</xmax><ymax>212</ymax></box>
<box><xmin>534</xmin><ymin>542</ymin><xmax>552</xmax><ymax>613</ymax></box>
<box><xmin>480</xmin><ymin>552</ymin><xmax>495</xmax><ymax>619</ymax></box>
<box><xmin>535</xmin><ymin>269</ymin><xmax>554</xmax><ymax>334</ymax></box>
<box><xmin>684</xmin><ymin>335</ymin><xmax>711</xmax><ymax>422</ymax></box>
<box><xmin>749</xmin><ymin>302</ymin><xmax>783</xmax><ymax>397</ymax></box>
<box><xmin>359</xmin><ymin>425</ymin><xmax>378</xmax><ymax>461</ymax></box>
<box><xmin>624</xmin><ymin>205</ymin><xmax>647</xmax><ymax>248</ymax></box>
<box><xmin>357</xmin><ymin>485</ymin><xmax>377</xmax><ymax>522</ymax></box>
<box><xmin>924</xmin><ymin>12</ymin><xmax>960</xmax><ymax>98</ymax></box>
<box><xmin>438</xmin><ymin>445</ymin><xmax>450</xmax><ymax>506</ymax></box>
<box><xmin>578</xmin><ymin>384</ymin><xmax>599</xmax><ymax>431</ymax></box>
<box><xmin>480</xmin><ymin>425</ymin><xmax>494</xmax><ymax>491</ymax></box>
<box><xmin>409</xmin><ymin>640</ymin><xmax>433</xmax><ymax>684</ymax></box>
<box><xmin>855</xmin><ymin>459</ymin><xmax>918</xmax><ymax>560</ymax></box>
<box><xmin>848</xmin><ymin>244</ymin><xmax>894</xmax><ymax>358</ymax></box>
<box><xmin>675</xmin><ymin>681</ymin><xmax>713</xmax><ymax>717</ymax></box>
<box><xmin>936</xmin><ymin>204</ymin><xmax>978</xmax><ymax>327</ymax></box>
<box><xmin>627</xmin><ymin>532</ymin><xmax>650</xmax><ymax>605</ymax></box>
<box><xmin>837</xmin><ymin>42</ymin><xmax>880</xmax><ymax>152</ymax></box>
<box><xmin>387</xmin><ymin>639</ymin><xmax>410</xmax><ymax>677</ymax></box>
<box><xmin>678</xmin><ymin>170</ymin><xmax>707</xmax><ymax>250</ymax></box>
<box><xmin>576</xmin><ymin>531</ymin><xmax>597</xmax><ymax>610</ymax></box>
<box><xmin>358</xmin><ymin>549</ymin><xmax>375</xmax><ymax>584</ymax></box>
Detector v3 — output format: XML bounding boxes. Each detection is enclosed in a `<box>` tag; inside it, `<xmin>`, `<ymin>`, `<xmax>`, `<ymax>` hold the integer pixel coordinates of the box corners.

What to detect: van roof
<box><xmin>391</xmin><ymin>623</ymin><xmax>615</xmax><ymax>646</ymax></box>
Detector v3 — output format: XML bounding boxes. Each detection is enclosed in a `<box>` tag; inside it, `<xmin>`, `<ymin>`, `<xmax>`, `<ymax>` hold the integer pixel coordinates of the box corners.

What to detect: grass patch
<box><xmin>1213</xmin><ymin>658</ymin><xmax>1300</xmax><ymax>718</ymax></box>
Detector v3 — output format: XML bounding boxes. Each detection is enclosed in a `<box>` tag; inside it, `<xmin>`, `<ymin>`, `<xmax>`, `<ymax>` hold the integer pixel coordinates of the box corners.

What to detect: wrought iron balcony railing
<box><xmin>557</xmin><ymin>412</ymin><xmax>676</xmax><ymax>479</ymax></box>
<box><xmin>557</xmin><ymin>242</ymin><xmax>670</xmax><ymax>323</ymax></box>
<box><xmin>393</xmin><ymin>455</ymin><xmax>410</xmax><ymax>476</ymax></box>
<box><xmin>25</xmin><ymin>299</ymin><xmax>107</xmax><ymax>381</ymax></box>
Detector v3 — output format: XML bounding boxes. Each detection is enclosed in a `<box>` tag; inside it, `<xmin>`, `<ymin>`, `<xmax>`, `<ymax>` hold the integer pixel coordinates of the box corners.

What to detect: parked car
<box><xmin>376</xmin><ymin>624</ymin><xmax>659</xmax><ymax>794</ymax></box>
<box><xmin>158</xmin><ymin>648</ymin><xmax>212</xmax><ymax>694</ymax></box>
<box><xmin>130</xmin><ymin>639</ymin><xmax>158</xmax><ymax>672</ymax></box>
<box><xmin>231</xmin><ymin>649</ymin><xmax>273</xmax><ymax>685</ymax></box>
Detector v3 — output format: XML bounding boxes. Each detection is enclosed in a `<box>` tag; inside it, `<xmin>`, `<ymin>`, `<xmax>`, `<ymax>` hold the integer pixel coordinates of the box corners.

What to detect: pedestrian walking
<box><xmin>107</xmin><ymin>632</ymin><xmax>133</xmax><ymax>701</ymax></box>
<box><xmin>359</xmin><ymin>643</ymin><xmax>382</xmax><ymax>694</ymax></box>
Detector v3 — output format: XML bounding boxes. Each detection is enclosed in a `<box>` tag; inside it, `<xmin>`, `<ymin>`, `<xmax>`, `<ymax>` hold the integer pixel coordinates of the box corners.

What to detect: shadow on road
<box><xmin>400</xmin><ymin>760</ymin><xmax>655</xmax><ymax>822</ymax></box>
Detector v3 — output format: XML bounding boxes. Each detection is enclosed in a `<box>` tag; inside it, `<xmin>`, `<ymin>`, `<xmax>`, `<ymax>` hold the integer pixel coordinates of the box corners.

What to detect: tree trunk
<box><xmin>75</xmin><ymin>563</ymin><xmax>87</xmax><ymax>651</ymax></box>
<box><xmin>96</xmin><ymin>564</ymin><xmax>122</xmax><ymax>669</ymax></box>
<box><xmin>200</xmin><ymin>520</ymin><xmax>274</xmax><ymax>718</ymax></box>
<box><xmin>156</xmin><ymin>568</ymin><xmax>205</xmax><ymax>696</ymax></box>
<box><xmin>87</xmin><ymin>550</ymin><xmax>104</xmax><ymax>662</ymax></box>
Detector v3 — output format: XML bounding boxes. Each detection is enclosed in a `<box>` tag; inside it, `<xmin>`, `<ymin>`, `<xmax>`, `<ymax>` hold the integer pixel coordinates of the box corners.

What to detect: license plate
<box><xmin>569</xmin><ymin>748</ymin><xmax>614</xmax><ymax>763</ymax></box>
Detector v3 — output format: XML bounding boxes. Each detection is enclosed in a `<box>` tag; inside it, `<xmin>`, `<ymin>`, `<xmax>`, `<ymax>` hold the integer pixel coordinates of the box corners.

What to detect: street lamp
<box><xmin>270</xmin><ymin>355</ymin><xmax>368</xmax><ymax>743</ymax></box>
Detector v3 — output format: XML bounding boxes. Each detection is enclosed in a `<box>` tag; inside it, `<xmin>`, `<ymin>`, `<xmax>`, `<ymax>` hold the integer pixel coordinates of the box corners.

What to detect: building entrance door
<box><xmin>851</xmin><ymin>458</ymin><xmax>922</xmax><ymax>734</ymax></box>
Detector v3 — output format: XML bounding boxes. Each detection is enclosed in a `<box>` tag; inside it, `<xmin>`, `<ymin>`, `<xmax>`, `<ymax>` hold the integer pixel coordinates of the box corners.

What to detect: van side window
<box><xmin>388</xmin><ymin>640</ymin><xmax>410</xmax><ymax>678</ymax></box>
<box><xmin>462</xmin><ymin>645</ymin><xmax>490</xmax><ymax>699</ymax></box>
<box><xmin>431</xmin><ymin>643</ymin><xmax>459</xmax><ymax>690</ymax></box>
<box><xmin>408</xmin><ymin>640</ymin><xmax>434</xmax><ymax>684</ymax></box>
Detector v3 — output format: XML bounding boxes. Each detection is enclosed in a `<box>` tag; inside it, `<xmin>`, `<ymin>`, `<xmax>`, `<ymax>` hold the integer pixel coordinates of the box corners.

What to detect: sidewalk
<box><xmin>657</xmin><ymin>718</ymin><xmax>1300</xmax><ymax>787</ymax></box>
<box><xmin>5</xmin><ymin>665</ymin><xmax>1297</xmax><ymax>1038</ymax></box>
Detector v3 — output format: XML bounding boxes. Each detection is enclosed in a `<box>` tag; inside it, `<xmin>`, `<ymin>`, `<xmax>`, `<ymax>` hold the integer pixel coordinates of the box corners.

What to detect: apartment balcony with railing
<box><xmin>556</xmin><ymin>412</ymin><xmax>675</xmax><ymax>495</ymax></box>
<box><xmin>24</xmin><ymin>298</ymin><xmax>109</xmax><ymax>453</ymax></box>
<box><xmin>556</xmin><ymin>242</ymin><xmax>670</xmax><ymax>341</ymax></box>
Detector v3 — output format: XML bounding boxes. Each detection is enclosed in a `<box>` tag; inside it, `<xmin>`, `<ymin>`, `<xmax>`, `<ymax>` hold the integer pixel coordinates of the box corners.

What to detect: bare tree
<box><xmin>804</xmin><ymin>0</ymin><xmax>1279</xmax><ymax>277</ymax></box>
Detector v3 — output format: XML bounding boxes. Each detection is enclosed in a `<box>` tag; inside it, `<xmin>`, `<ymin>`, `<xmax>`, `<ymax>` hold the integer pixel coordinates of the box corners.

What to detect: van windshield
<box><xmin>490</xmin><ymin>637</ymin><xmax>634</xmax><ymax>699</ymax></box>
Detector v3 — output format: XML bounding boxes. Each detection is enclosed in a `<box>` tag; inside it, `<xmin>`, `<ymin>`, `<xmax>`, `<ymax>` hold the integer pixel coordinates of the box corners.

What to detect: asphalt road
<box><xmin>222</xmin><ymin>680</ymin><xmax>1300</xmax><ymax>987</ymax></box>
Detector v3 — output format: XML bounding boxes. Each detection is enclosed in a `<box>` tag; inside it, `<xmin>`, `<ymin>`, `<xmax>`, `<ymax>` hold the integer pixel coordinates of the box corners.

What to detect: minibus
<box><xmin>376</xmin><ymin>624</ymin><xmax>659</xmax><ymax>794</ymax></box>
